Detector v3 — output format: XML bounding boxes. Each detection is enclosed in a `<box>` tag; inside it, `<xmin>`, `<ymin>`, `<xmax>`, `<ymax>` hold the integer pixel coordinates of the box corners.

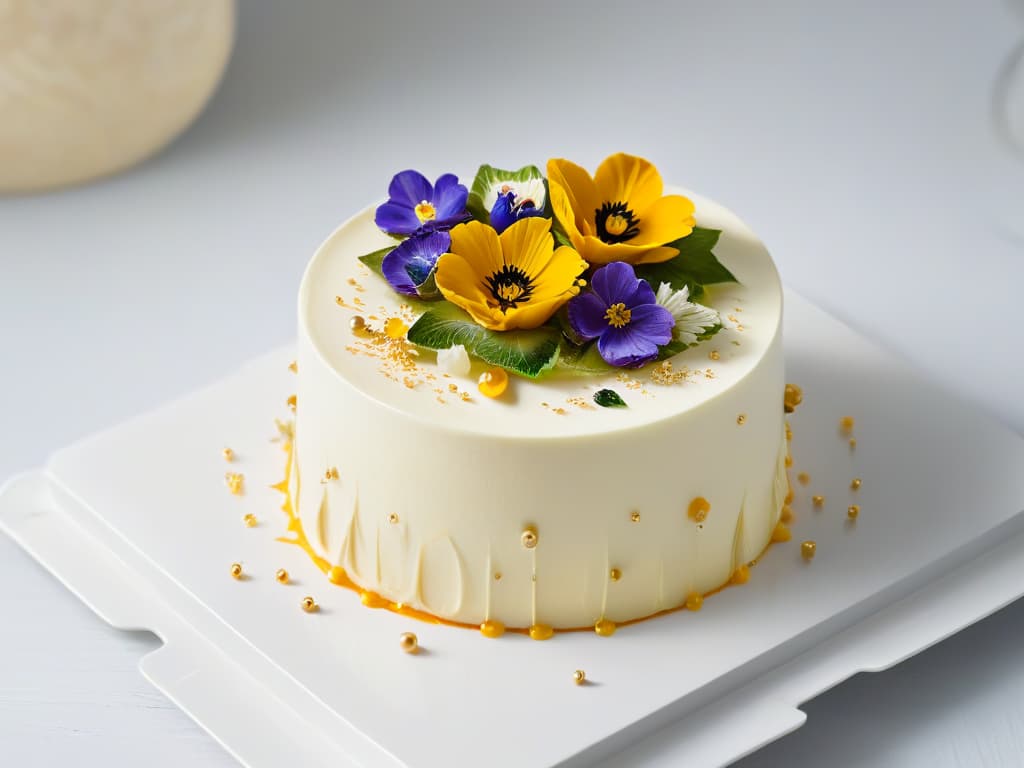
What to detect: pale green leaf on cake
<box><xmin>634</xmin><ymin>227</ymin><xmax>736</xmax><ymax>298</ymax></box>
<box><xmin>467</xmin><ymin>163</ymin><xmax>547</xmax><ymax>223</ymax></box>
<box><xmin>407</xmin><ymin>301</ymin><xmax>561</xmax><ymax>378</ymax></box>
<box><xmin>357</xmin><ymin>246</ymin><xmax>395</xmax><ymax>275</ymax></box>
<box><xmin>657</xmin><ymin>322</ymin><xmax>724</xmax><ymax>359</ymax></box>
<box><xmin>556</xmin><ymin>339</ymin><xmax>616</xmax><ymax>375</ymax></box>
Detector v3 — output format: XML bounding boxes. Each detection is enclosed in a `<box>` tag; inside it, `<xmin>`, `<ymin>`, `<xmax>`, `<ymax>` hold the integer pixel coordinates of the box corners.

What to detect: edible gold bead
<box><xmin>840</xmin><ymin>416</ymin><xmax>855</xmax><ymax>434</ymax></box>
<box><xmin>478</xmin><ymin>367</ymin><xmax>509</xmax><ymax>398</ymax></box>
<box><xmin>797</xmin><ymin>472</ymin><xmax>810</xmax><ymax>486</ymax></box>
<box><xmin>737</xmin><ymin>413</ymin><xmax>747</xmax><ymax>425</ymax></box>
<box><xmin>847</xmin><ymin>504</ymin><xmax>860</xmax><ymax>520</ymax></box>
<box><xmin>399</xmin><ymin>632</ymin><xmax>419</xmax><ymax>653</ymax></box>
<box><xmin>573</xmin><ymin>669</ymin><xmax>586</xmax><ymax>685</ymax></box>
<box><xmin>388</xmin><ymin>513</ymin><xmax>400</xmax><ymax>525</ymax></box>
<box><xmin>243</xmin><ymin>513</ymin><xmax>257</xmax><ymax>528</ymax></box>
<box><xmin>783</xmin><ymin>383</ymin><xmax>803</xmax><ymax>413</ymax></box>
<box><xmin>222</xmin><ymin>447</ymin><xmax>234</xmax><ymax>462</ymax></box>
<box><xmin>609</xmin><ymin>568</ymin><xmax>621</xmax><ymax>582</ymax></box>
<box><xmin>350</xmin><ymin>315</ymin><xmax>366</xmax><ymax>332</ymax></box>
<box><xmin>812</xmin><ymin>495</ymin><xmax>825</xmax><ymax>508</ymax></box>
<box><xmin>520</xmin><ymin>527</ymin><xmax>538</xmax><ymax>549</ymax></box>
<box><xmin>801</xmin><ymin>540</ymin><xmax>817</xmax><ymax>560</ymax></box>
<box><xmin>275</xmin><ymin>568</ymin><xmax>289</xmax><ymax>584</ymax></box>
<box><xmin>594</xmin><ymin>619</ymin><xmax>617</xmax><ymax>637</ymax></box>
<box><xmin>850</xmin><ymin>477</ymin><xmax>862</xmax><ymax>491</ymax></box>
<box><xmin>230</xmin><ymin>562</ymin><xmax>243</xmax><ymax>579</ymax></box>
<box><xmin>301</xmin><ymin>596</ymin><xmax>319</xmax><ymax>612</ymax></box>
<box><xmin>685</xmin><ymin>592</ymin><xmax>703</xmax><ymax>611</ymax></box>
<box><xmin>630</xmin><ymin>510</ymin><xmax>641</xmax><ymax>523</ymax></box>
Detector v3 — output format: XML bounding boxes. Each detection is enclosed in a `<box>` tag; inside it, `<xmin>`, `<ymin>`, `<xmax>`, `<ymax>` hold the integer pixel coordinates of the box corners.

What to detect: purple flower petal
<box><xmin>631</xmin><ymin>278</ymin><xmax>657</xmax><ymax>306</ymax></box>
<box><xmin>591</xmin><ymin>261</ymin><xmax>641</xmax><ymax>305</ymax></box>
<box><xmin>381</xmin><ymin>231</ymin><xmax>450</xmax><ymax>297</ymax></box>
<box><xmin>388</xmin><ymin>170</ymin><xmax>433</xmax><ymax>208</ymax></box>
<box><xmin>432</xmin><ymin>173</ymin><xmax>469</xmax><ymax>221</ymax></box>
<box><xmin>627</xmin><ymin>303</ymin><xmax>675</xmax><ymax>346</ymax></box>
<box><xmin>597</xmin><ymin>326</ymin><xmax>662</xmax><ymax>368</ymax></box>
<box><xmin>375</xmin><ymin>201</ymin><xmax>421</xmax><ymax>235</ymax></box>
<box><xmin>489</xmin><ymin>192</ymin><xmax>518</xmax><ymax>234</ymax></box>
<box><xmin>568</xmin><ymin>292</ymin><xmax>611</xmax><ymax>340</ymax></box>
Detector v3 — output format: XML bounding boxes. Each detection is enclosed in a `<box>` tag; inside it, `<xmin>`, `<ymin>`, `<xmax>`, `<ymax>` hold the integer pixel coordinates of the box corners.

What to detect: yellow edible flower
<box><xmin>434</xmin><ymin>217</ymin><xmax>587</xmax><ymax>331</ymax></box>
<box><xmin>547</xmin><ymin>153</ymin><xmax>696</xmax><ymax>266</ymax></box>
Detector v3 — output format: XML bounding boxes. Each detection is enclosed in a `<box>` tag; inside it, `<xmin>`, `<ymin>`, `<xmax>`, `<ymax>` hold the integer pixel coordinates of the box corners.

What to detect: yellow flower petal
<box><xmin>547</xmin><ymin>158</ymin><xmax>599</xmax><ymax>242</ymax></box>
<box><xmin>448</xmin><ymin>220</ymin><xmax>503</xmax><ymax>275</ymax></box>
<box><xmin>578</xmin><ymin>236</ymin><xmax>680</xmax><ymax>266</ymax></box>
<box><xmin>497</xmin><ymin>216</ymin><xmax>555</xmax><ymax>276</ymax></box>
<box><xmin>435</xmin><ymin>252</ymin><xmax>501</xmax><ymax>326</ymax></box>
<box><xmin>634</xmin><ymin>194</ymin><xmax>696</xmax><ymax>246</ymax></box>
<box><xmin>527</xmin><ymin>245</ymin><xmax>588</xmax><ymax>301</ymax></box>
<box><xmin>594</xmin><ymin>153</ymin><xmax>663</xmax><ymax>213</ymax></box>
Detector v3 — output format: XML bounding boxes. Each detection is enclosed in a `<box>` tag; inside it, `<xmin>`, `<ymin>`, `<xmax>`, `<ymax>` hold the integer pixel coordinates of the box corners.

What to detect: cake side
<box><xmin>289</xmin><ymin>191</ymin><xmax>787</xmax><ymax>632</ymax></box>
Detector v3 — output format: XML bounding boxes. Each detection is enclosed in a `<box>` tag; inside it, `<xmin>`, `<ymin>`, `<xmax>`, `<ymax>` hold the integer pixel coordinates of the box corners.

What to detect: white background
<box><xmin>1</xmin><ymin>0</ymin><xmax>1022</xmax><ymax>765</ymax></box>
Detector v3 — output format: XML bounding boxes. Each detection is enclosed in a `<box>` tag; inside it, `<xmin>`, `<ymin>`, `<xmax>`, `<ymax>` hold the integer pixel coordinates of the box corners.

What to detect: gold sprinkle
<box><xmin>288</xmin><ymin>360</ymin><xmax>298</xmax><ymax>373</ymax></box>
<box><xmin>737</xmin><ymin>413</ymin><xmax>747</xmax><ymax>425</ymax></box>
<box><xmin>735</xmin><ymin>324</ymin><xmax>745</xmax><ymax>331</ymax></box>
<box><xmin>275</xmin><ymin>568</ymin><xmax>289</xmax><ymax>584</ymax></box>
<box><xmin>849</xmin><ymin>438</ymin><xmax>858</xmax><ymax>449</ymax></box>
<box><xmin>552</xmin><ymin>407</ymin><xmax>567</xmax><ymax>415</ymax></box>
<box><xmin>388</xmin><ymin>513</ymin><xmax>400</xmax><ymax>525</ymax></box>
<box><xmin>521</xmin><ymin>527</ymin><xmax>538</xmax><ymax>549</ymax></box>
<box><xmin>685</xmin><ymin>592</ymin><xmax>703</xmax><ymax>611</ymax></box>
<box><xmin>225</xmin><ymin>472</ymin><xmax>244</xmax><ymax>495</ymax></box>
<box><xmin>399</xmin><ymin>632</ymin><xmax>419</xmax><ymax>653</ymax></box>
<box><xmin>609</xmin><ymin>568</ymin><xmax>622</xmax><ymax>582</ymax></box>
<box><xmin>403</xmin><ymin>377</ymin><xmax>416</xmax><ymax>389</ymax></box>
<box><xmin>709</xmin><ymin>350</ymin><xmax>720</xmax><ymax>360</ymax></box>
<box><xmin>840</xmin><ymin>416</ymin><xmax>855</xmax><ymax>434</ymax></box>
<box><xmin>324</xmin><ymin>467</ymin><xmax>339</xmax><ymax>481</ymax></box>
<box><xmin>850</xmin><ymin>477</ymin><xmax>862</xmax><ymax>491</ymax></box>
<box><xmin>801</xmin><ymin>540</ymin><xmax>817</xmax><ymax>560</ymax></box>
<box><xmin>594</xmin><ymin>619</ymin><xmax>617</xmax><ymax>637</ymax></box>
<box><xmin>494</xmin><ymin>572</ymin><xmax>502</xmax><ymax>580</ymax></box>
<box><xmin>286</xmin><ymin>394</ymin><xmax>297</xmax><ymax>412</ymax></box>
<box><xmin>688</xmin><ymin>496</ymin><xmax>711</xmax><ymax>523</ymax></box>
<box><xmin>797</xmin><ymin>472</ymin><xmax>811</xmax><ymax>486</ymax></box>
<box><xmin>243</xmin><ymin>513</ymin><xmax>257</xmax><ymax>528</ymax></box>
<box><xmin>574</xmin><ymin>669</ymin><xmax>587</xmax><ymax>685</ymax></box>
<box><xmin>812</xmin><ymin>495</ymin><xmax>825</xmax><ymax>508</ymax></box>
<box><xmin>222</xmin><ymin>447</ymin><xmax>234</xmax><ymax>462</ymax></box>
<box><xmin>784</xmin><ymin>383</ymin><xmax>803</xmax><ymax>413</ymax></box>
<box><xmin>448</xmin><ymin>383</ymin><xmax>459</xmax><ymax>393</ymax></box>
<box><xmin>349</xmin><ymin>315</ymin><xmax>366</xmax><ymax>331</ymax></box>
<box><xmin>630</xmin><ymin>510</ymin><xmax>641</xmax><ymax>523</ymax></box>
<box><xmin>847</xmin><ymin>504</ymin><xmax>860</xmax><ymax>520</ymax></box>
<box><xmin>230</xmin><ymin>562</ymin><xmax>243</xmax><ymax>579</ymax></box>
<box><xmin>301</xmin><ymin>596</ymin><xmax>319</xmax><ymax>613</ymax></box>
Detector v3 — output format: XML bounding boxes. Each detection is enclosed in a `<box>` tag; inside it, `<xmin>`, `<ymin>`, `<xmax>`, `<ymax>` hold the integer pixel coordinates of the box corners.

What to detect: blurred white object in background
<box><xmin>0</xmin><ymin>0</ymin><xmax>234</xmax><ymax>193</ymax></box>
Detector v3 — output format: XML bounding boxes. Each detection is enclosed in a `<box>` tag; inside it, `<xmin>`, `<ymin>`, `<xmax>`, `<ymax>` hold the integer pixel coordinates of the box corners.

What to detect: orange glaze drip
<box><xmin>274</xmin><ymin>431</ymin><xmax>793</xmax><ymax>637</ymax></box>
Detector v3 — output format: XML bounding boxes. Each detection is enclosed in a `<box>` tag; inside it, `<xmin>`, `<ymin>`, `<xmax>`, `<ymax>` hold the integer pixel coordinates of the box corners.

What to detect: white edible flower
<box><xmin>436</xmin><ymin>344</ymin><xmax>471</xmax><ymax>377</ymax></box>
<box><xmin>655</xmin><ymin>283</ymin><xmax>721</xmax><ymax>345</ymax></box>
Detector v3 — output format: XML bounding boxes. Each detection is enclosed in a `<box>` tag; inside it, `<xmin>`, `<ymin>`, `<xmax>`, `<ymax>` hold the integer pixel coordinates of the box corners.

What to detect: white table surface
<box><xmin>1</xmin><ymin>0</ymin><xmax>1022</xmax><ymax>765</ymax></box>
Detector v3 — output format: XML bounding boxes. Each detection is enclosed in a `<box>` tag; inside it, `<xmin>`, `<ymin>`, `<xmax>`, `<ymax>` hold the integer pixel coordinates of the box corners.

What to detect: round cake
<box><xmin>288</xmin><ymin>156</ymin><xmax>787</xmax><ymax>636</ymax></box>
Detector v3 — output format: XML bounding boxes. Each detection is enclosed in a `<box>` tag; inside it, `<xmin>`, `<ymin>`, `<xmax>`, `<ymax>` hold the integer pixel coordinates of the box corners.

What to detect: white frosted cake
<box><xmin>285</xmin><ymin>154</ymin><xmax>789</xmax><ymax>638</ymax></box>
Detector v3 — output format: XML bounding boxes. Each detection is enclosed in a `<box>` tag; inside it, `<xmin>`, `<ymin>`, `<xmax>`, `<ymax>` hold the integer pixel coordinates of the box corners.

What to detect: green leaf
<box><xmin>594</xmin><ymin>389</ymin><xmax>628</xmax><ymax>408</ymax></box>
<box><xmin>551</xmin><ymin>219</ymin><xmax>574</xmax><ymax>249</ymax></box>
<box><xmin>358</xmin><ymin>246</ymin><xmax>395</xmax><ymax>275</ymax></box>
<box><xmin>406</xmin><ymin>301</ymin><xmax>561</xmax><ymax>378</ymax></box>
<box><xmin>634</xmin><ymin>227</ymin><xmax>737</xmax><ymax>297</ymax></box>
<box><xmin>555</xmin><ymin>338</ymin><xmax>615</xmax><ymax>375</ymax></box>
<box><xmin>467</xmin><ymin>164</ymin><xmax>546</xmax><ymax>223</ymax></box>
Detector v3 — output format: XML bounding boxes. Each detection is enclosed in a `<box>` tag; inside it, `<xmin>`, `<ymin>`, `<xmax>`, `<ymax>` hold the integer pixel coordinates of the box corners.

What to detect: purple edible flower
<box><xmin>381</xmin><ymin>231</ymin><xmax>450</xmax><ymax>298</ymax></box>
<box><xmin>568</xmin><ymin>262</ymin><xmax>675</xmax><ymax>368</ymax></box>
<box><xmin>375</xmin><ymin>170</ymin><xmax>469</xmax><ymax>236</ymax></box>
<box><xmin>490</xmin><ymin>190</ymin><xmax>543</xmax><ymax>234</ymax></box>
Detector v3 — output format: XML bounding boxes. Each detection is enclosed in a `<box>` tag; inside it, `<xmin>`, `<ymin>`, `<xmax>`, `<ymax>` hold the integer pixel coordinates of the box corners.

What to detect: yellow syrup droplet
<box><xmin>731</xmin><ymin>565</ymin><xmax>751</xmax><ymax>585</ymax></box>
<box><xmin>685</xmin><ymin>592</ymin><xmax>703</xmax><ymax>611</ymax></box>
<box><xmin>529</xmin><ymin>624</ymin><xmax>554</xmax><ymax>641</ymax></box>
<box><xmin>384</xmin><ymin>317</ymin><xmax>409</xmax><ymax>339</ymax></box>
<box><xmin>609</xmin><ymin>568</ymin><xmax>621</xmax><ymax>582</ymax></box>
<box><xmin>480</xmin><ymin>620</ymin><xmax>506</xmax><ymax>639</ymax></box>
<box><xmin>688</xmin><ymin>496</ymin><xmax>711</xmax><ymax>522</ymax></box>
<box><xmin>360</xmin><ymin>590</ymin><xmax>390</xmax><ymax>609</ymax></box>
<box><xmin>772</xmin><ymin>522</ymin><xmax>792</xmax><ymax>543</ymax></box>
<box><xmin>328</xmin><ymin>566</ymin><xmax>347</xmax><ymax>584</ymax></box>
<box><xmin>780</xmin><ymin>505</ymin><xmax>795</xmax><ymax>524</ymax></box>
<box><xmin>478</xmin><ymin>368</ymin><xmax>509</xmax><ymax>398</ymax></box>
<box><xmin>594</xmin><ymin>619</ymin><xmax>617</xmax><ymax>637</ymax></box>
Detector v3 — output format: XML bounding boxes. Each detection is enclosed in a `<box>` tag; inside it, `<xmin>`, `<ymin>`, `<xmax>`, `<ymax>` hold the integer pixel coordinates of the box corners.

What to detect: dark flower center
<box><xmin>595</xmin><ymin>201</ymin><xmax>641</xmax><ymax>244</ymax></box>
<box><xmin>484</xmin><ymin>265</ymin><xmax>535</xmax><ymax>313</ymax></box>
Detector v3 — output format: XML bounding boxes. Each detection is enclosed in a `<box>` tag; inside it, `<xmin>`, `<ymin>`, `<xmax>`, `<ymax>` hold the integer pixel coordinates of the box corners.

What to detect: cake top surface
<box><xmin>300</xmin><ymin>187</ymin><xmax>781</xmax><ymax>440</ymax></box>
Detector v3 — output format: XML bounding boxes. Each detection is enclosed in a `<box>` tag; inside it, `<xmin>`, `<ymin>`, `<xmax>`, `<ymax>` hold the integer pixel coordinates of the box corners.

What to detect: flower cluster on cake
<box><xmin>359</xmin><ymin>153</ymin><xmax>736</xmax><ymax>385</ymax></box>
